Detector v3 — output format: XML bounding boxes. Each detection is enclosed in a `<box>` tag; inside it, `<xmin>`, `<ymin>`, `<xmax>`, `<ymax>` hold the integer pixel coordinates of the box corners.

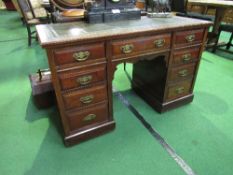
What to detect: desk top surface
<box><xmin>189</xmin><ymin>0</ymin><xmax>233</xmax><ymax>8</ymax></box>
<box><xmin>36</xmin><ymin>16</ymin><xmax>212</xmax><ymax>47</ymax></box>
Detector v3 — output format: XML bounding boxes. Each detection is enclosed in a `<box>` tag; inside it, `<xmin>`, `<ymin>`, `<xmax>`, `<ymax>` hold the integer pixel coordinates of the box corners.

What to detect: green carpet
<box><xmin>0</xmin><ymin>10</ymin><xmax>233</xmax><ymax>175</ymax></box>
<box><xmin>119</xmin><ymin>37</ymin><xmax>233</xmax><ymax>175</ymax></box>
<box><xmin>0</xmin><ymin>11</ymin><xmax>27</xmax><ymax>41</ymax></box>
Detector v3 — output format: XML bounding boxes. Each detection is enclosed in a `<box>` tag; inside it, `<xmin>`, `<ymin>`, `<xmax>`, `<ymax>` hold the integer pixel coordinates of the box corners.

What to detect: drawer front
<box><xmin>63</xmin><ymin>84</ymin><xmax>107</xmax><ymax>110</ymax></box>
<box><xmin>66</xmin><ymin>102</ymin><xmax>108</xmax><ymax>131</ymax></box>
<box><xmin>111</xmin><ymin>34</ymin><xmax>171</xmax><ymax>59</ymax></box>
<box><xmin>172</xmin><ymin>47</ymin><xmax>200</xmax><ymax>65</ymax></box>
<box><xmin>166</xmin><ymin>80</ymin><xmax>192</xmax><ymax>101</ymax></box>
<box><xmin>58</xmin><ymin>65</ymin><xmax>106</xmax><ymax>91</ymax></box>
<box><xmin>175</xmin><ymin>29</ymin><xmax>204</xmax><ymax>47</ymax></box>
<box><xmin>53</xmin><ymin>43</ymin><xmax>105</xmax><ymax>66</ymax></box>
<box><xmin>168</xmin><ymin>63</ymin><xmax>196</xmax><ymax>81</ymax></box>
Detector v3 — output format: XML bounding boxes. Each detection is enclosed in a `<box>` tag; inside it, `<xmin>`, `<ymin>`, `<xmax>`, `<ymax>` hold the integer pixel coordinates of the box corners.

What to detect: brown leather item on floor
<box><xmin>29</xmin><ymin>69</ymin><xmax>55</xmax><ymax>109</ymax></box>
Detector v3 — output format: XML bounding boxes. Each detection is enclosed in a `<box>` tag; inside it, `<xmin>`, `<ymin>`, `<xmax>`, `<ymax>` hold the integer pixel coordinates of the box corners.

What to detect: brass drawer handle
<box><xmin>121</xmin><ymin>44</ymin><xmax>134</xmax><ymax>54</ymax></box>
<box><xmin>154</xmin><ymin>39</ymin><xmax>165</xmax><ymax>48</ymax></box>
<box><xmin>77</xmin><ymin>75</ymin><xmax>92</xmax><ymax>85</ymax></box>
<box><xmin>83</xmin><ymin>114</ymin><xmax>96</xmax><ymax>122</ymax></box>
<box><xmin>73</xmin><ymin>51</ymin><xmax>90</xmax><ymax>61</ymax></box>
<box><xmin>182</xmin><ymin>53</ymin><xmax>192</xmax><ymax>62</ymax></box>
<box><xmin>178</xmin><ymin>69</ymin><xmax>188</xmax><ymax>77</ymax></box>
<box><xmin>176</xmin><ymin>87</ymin><xmax>185</xmax><ymax>94</ymax></box>
<box><xmin>185</xmin><ymin>34</ymin><xmax>195</xmax><ymax>43</ymax></box>
<box><xmin>80</xmin><ymin>95</ymin><xmax>94</xmax><ymax>104</ymax></box>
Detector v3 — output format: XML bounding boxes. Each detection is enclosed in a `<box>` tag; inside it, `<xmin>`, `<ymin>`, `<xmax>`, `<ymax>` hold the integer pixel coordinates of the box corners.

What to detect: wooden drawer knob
<box><xmin>77</xmin><ymin>75</ymin><xmax>92</xmax><ymax>85</ymax></box>
<box><xmin>80</xmin><ymin>95</ymin><xmax>94</xmax><ymax>104</ymax></box>
<box><xmin>182</xmin><ymin>53</ymin><xmax>192</xmax><ymax>62</ymax></box>
<box><xmin>83</xmin><ymin>114</ymin><xmax>96</xmax><ymax>122</ymax></box>
<box><xmin>178</xmin><ymin>69</ymin><xmax>188</xmax><ymax>77</ymax></box>
<box><xmin>185</xmin><ymin>34</ymin><xmax>195</xmax><ymax>43</ymax></box>
<box><xmin>73</xmin><ymin>51</ymin><xmax>90</xmax><ymax>61</ymax></box>
<box><xmin>176</xmin><ymin>87</ymin><xmax>185</xmax><ymax>94</ymax></box>
<box><xmin>154</xmin><ymin>39</ymin><xmax>165</xmax><ymax>48</ymax></box>
<box><xmin>121</xmin><ymin>44</ymin><xmax>134</xmax><ymax>54</ymax></box>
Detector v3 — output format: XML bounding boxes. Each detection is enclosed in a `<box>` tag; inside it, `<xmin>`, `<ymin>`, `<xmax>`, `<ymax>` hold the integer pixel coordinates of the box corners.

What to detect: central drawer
<box><xmin>63</xmin><ymin>84</ymin><xmax>107</xmax><ymax>110</ymax></box>
<box><xmin>111</xmin><ymin>34</ymin><xmax>171</xmax><ymax>59</ymax></box>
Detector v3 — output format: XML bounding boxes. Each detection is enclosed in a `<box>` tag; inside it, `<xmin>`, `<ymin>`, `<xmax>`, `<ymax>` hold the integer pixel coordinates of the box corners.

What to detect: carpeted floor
<box><xmin>0</xmin><ymin>10</ymin><xmax>233</xmax><ymax>175</ymax></box>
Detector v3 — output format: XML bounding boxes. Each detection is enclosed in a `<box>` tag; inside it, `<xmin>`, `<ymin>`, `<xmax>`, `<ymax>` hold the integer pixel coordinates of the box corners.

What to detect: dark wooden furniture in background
<box><xmin>188</xmin><ymin>0</ymin><xmax>233</xmax><ymax>35</ymax></box>
<box><xmin>17</xmin><ymin>0</ymin><xmax>50</xmax><ymax>46</ymax></box>
<box><xmin>213</xmin><ymin>24</ymin><xmax>233</xmax><ymax>53</ymax></box>
<box><xmin>2</xmin><ymin>0</ymin><xmax>16</xmax><ymax>10</ymax></box>
<box><xmin>36</xmin><ymin>16</ymin><xmax>212</xmax><ymax>146</ymax></box>
<box><xmin>172</xmin><ymin>0</ymin><xmax>214</xmax><ymax>22</ymax></box>
<box><xmin>187</xmin><ymin>1</ymin><xmax>233</xmax><ymax>24</ymax></box>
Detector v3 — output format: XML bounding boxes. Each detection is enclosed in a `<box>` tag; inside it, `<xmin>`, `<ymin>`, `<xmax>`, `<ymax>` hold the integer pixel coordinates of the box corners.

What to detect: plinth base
<box><xmin>64</xmin><ymin>121</ymin><xmax>116</xmax><ymax>146</ymax></box>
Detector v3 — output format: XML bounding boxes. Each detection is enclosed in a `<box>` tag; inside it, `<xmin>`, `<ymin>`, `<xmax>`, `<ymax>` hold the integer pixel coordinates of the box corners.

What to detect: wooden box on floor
<box><xmin>29</xmin><ymin>71</ymin><xmax>55</xmax><ymax>109</ymax></box>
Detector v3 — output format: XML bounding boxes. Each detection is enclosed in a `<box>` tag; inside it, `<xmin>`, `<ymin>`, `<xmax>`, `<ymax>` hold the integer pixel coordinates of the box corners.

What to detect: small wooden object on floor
<box><xmin>29</xmin><ymin>69</ymin><xmax>55</xmax><ymax>109</ymax></box>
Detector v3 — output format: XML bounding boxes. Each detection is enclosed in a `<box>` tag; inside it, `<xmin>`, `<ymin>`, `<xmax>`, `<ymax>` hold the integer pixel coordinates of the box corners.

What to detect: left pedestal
<box><xmin>45</xmin><ymin>42</ymin><xmax>114</xmax><ymax>146</ymax></box>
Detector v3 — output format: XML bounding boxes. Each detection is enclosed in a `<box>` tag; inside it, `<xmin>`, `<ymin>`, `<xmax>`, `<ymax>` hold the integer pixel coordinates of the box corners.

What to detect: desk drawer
<box><xmin>58</xmin><ymin>65</ymin><xmax>106</xmax><ymax>91</ymax></box>
<box><xmin>172</xmin><ymin>47</ymin><xmax>200</xmax><ymax>65</ymax></box>
<box><xmin>63</xmin><ymin>84</ymin><xmax>107</xmax><ymax>110</ymax></box>
<box><xmin>166</xmin><ymin>80</ymin><xmax>192</xmax><ymax>101</ymax></box>
<box><xmin>66</xmin><ymin>102</ymin><xmax>108</xmax><ymax>131</ymax></box>
<box><xmin>53</xmin><ymin>43</ymin><xmax>105</xmax><ymax>66</ymax></box>
<box><xmin>111</xmin><ymin>34</ymin><xmax>171</xmax><ymax>59</ymax></box>
<box><xmin>168</xmin><ymin>63</ymin><xmax>196</xmax><ymax>82</ymax></box>
<box><xmin>175</xmin><ymin>29</ymin><xmax>204</xmax><ymax>47</ymax></box>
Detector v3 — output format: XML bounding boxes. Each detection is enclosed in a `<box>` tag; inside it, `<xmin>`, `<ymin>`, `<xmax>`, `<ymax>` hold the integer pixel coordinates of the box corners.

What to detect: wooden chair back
<box><xmin>17</xmin><ymin>0</ymin><xmax>35</xmax><ymax>22</ymax></box>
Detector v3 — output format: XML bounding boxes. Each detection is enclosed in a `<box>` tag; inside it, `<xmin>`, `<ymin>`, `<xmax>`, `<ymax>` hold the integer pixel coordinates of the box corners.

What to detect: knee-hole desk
<box><xmin>36</xmin><ymin>16</ymin><xmax>212</xmax><ymax>146</ymax></box>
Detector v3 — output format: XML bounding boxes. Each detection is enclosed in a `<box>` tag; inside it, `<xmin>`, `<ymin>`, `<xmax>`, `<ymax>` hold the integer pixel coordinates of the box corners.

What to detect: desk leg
<box><xmin>208</xmin><ymin>7</ymin><xmax>226</xmax><ymax>43</ymax></box>
<box><xmin>213</xmin><ymin>7</ymin><xmax>226</xmax><ymax>34</ymax></box>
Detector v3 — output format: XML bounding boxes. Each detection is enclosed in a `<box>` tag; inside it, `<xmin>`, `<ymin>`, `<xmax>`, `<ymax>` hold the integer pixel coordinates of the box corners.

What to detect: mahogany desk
<box><xmin>36</xmin><ymin>16</ymin><xmax>212</xmax><ymax>146</ymax></box>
